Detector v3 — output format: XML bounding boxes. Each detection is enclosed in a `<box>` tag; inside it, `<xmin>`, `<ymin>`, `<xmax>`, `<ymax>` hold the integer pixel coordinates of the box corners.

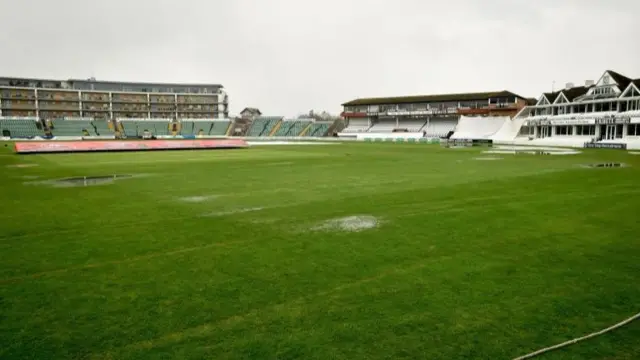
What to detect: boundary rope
<box><xmin>513</xmin><ymin>311</ymin><xmax>640</xmax><ymax>360</ymax></box>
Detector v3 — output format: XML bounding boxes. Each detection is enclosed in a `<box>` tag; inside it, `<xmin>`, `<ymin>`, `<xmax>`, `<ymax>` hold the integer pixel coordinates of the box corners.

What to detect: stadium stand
<box><xmin>423</xmin><ymin>119</ymin><xmax>457</xmax><ymax>138</ymax></box>
<box><xmin>302</xmin><ymin>122</ymin><xmax>330</xmax><ymax>136</ymax></box>
<box><xmin>399</xmin><ymin>119</ymin><xmax>428</xmax><ymax>132</ymax></box>
<box><xmin>118</xmin><ymin>119</ymin><xmax>172</xmax><ymax>137</ymax></box>
<box><xmin>192</xmin><ymin>121</ymin><xmax>215</xmax><ymax>136</ymax></box>
<box><xmin>180</xmin><ymin>120</ymin><xmax>195</xmax><ymax>135</ymax></box>
<box><xmin>0</xmin><ymin>117</ymin><xmax>45</xmax><ymax>138</ymax></box>
<box><xmin>210</xmin><ymin>120</ymin><xmax>231</xmax><ymax>136</ymax></box>
<box><xmin>342</xmin><ymin>119</ymin><xmax>370</xmax><ymax>133</ymax></box>
<box><xmin>246</xmin><ymin>117</ymin><xmax>282</xmax><ymax>136</ymax></box>
<box><xmin>274</xmin><ymin>119</ymin><xmax>312</xmax><ymax>136</ymax></box>
<box><xmin>368</xmin><ymin>120</ymin><xmax>396</xmax><ymax>132</ymax></box>
<box><xmin>119</xmin><ymin>120</ymin><xmax>139</xmax><ymax>137</ymax></box>
<box><xmin>450</xmin><ymin>116</ymin><xmax>507</xmax><ymax>139</ymax></box>
<box><xmin>49</xmin><ymin>118</ymin><xmax>94</xmax><ymax>137</ymax></box>
<box><xmin>179</xmin><ymin>119</ymin><xmax>230</xmax><ymax>136</ymax></box>
<box><xmin>92</xmin><ymin>120</ymin><xmax>113</xmax><ymax>136</ymax></box>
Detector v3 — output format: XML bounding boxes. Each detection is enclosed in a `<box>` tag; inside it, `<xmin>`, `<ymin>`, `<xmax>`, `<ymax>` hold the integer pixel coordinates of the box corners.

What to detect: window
<box><xmin>628</xmin><ymin>124</ymin><xmax>640</xmax><ymax>136</ymax></box>
<box><xmin>556</xmin><ymin>125</ymin><xmax>571</xmax><ymax>135</ymax></box>
<box><xmin>576</xmin><ymin>125</ymin><xmax>596</xmax><ymax>136</ymax></box>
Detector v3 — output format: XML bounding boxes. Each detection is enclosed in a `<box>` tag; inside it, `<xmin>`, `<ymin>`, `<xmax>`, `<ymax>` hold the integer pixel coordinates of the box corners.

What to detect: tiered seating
<box><xmin>342</xmin><ymin>119</ymin><xmax>370</xmax><ymax>133</ymax></box>
<box><xmin>368</xmin><ymin>120</ymin><xmax>396</xmax><ymax>132</ymax></box>
<box><xmin>50</xmin><ymin>118</ymin><xmax>93</xmax><ymax>137</ymax></box>
<box><xmin>247</xmin><ymin>117</ymin><xmax>281</xmax><ymax>136</ymax></box>
<box><xmin>119</xmin><ymin>120</ymin><xmax>139</xmax><ymax>137</ymax></box>
<box><xmin>142</xmin><ymin>120</ymin><xmax>171</xmax><ymax>136</ymax></box>
<box><xmin>92</xmin><ymin>120</ymin><xmax>113</xmax><ymax>136</ymax></box>
<box><xmin>287</xmin><ymin>120</ymin><xmax>311</xmax><ymax>136</ymax></box>
<box><xmin>209</xmin><ymin>120</ymin><xmax>230</xmax><ymax>136</ymax></box>
<box><xmin>304</xmin><ymin>123</ymin><xmax>330</xmax><ymax>136</ymax></box>
<box><xmin>273</xmin><ymin>120</ymin><xmax>295</xmax><ymax>136</ymax></box>
<box><xmin>398</xmin><ymin>119</ymin><xmax>427</xmax><ymax>132</ymax></box>
<box><xmin>180</xmin><ymin>121</ymin><xmax>195</xmax><ymax>135</ymax></box>
<box><xmin>0</xmin><ymin>117</ymin><xmax>44</xmax><ymax>138</ymax></box>
<box><xmin>274</xmin><ymin>120</ymin><xmax>311</xmax><ymax>136</ymax></box>
<box><xmin>424</xmin><ymin>119</ymin><xmax>457</xmax><ymax>138</ymax></box>
<box><xmin>120</xmin><ymin>120</ymin><xmax>171</xmax><ymax>137</ymax></box>
<box><xmin>246</xmin><ymin>118</ymin><xmax>268</xmax><ymax>136</ymax></box>
<box><xmin>191</xmin><ymin>121</ymin><xmax>215</xmax><ymax>135</ymax></box>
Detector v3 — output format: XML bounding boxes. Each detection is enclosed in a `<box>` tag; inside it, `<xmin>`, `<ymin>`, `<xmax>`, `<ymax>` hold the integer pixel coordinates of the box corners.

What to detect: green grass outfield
<box><xmin>1</xmin><ymin>142</ymin><xmax>639</xmax><ymax>360</ymax></box>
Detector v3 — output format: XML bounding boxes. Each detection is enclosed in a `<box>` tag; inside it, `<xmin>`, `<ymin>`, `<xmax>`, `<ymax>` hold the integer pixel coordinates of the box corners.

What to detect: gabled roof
<box><xmin>605</xmin><ymin>70</ymin><xmax>632</xmax><ymax>90</ymax></box>
<box><xmin>553</xmin><ymin>92</ymin><xmax>570</xmax><ymax>104</ymax></box>
<box><xmin>342</xmin><ymin>90</ymin><xmax>527</xmax><ymax>106</ymax></box>
<box><xmin>561</xmin><ymin>86</ymin><xmax>591</xmax><ymax>101</ymax></box>
<box><xmin>240</xmin><ymin>107</ymin><xmax>261</xmax><ymax>115</ymax></box>
<box><xmin>542</xmin><ymin>92</ymin><xmax>559</xmax><ymax>104</ymax></box>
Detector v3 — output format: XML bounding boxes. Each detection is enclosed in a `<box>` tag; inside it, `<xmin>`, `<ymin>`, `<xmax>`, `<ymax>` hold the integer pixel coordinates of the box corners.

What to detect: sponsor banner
<box><xmin>14</xmin><ymin>139</ymin><xmax>249</xmax><ymax>154</ymax></box>
<box><xmin>84</xmin><ymin>136</ymin><xmax>116</xmax><ymax>140</ymax></box>
<box><xmin>584</xmin><ymin>142</ymin><xmax>627</xmax><ymax>150</ymax></box>
<box><xmin>528</xmin><ymin>118</ymin><xmax>596</xmax><ymax>126</ymax></box>
<box><xmin>441</xmin><ymin>138</ymin><xmax>493</xmax><ymax>147</ymax></box>
<box><xmin>550</xmin><ymin>119</ymin><xmax>596</xmax><ymax>125</ymax></box>
<box><xmin>595</xmin><ymin>115</ymin><xmax>631</xmax><ymax>125</ymax></box>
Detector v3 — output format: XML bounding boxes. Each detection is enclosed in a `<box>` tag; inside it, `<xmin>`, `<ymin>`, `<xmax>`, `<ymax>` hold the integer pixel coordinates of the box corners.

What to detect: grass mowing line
<box><xmin>53</xmin><ymin>152</ymin><xmax>330</xmax><ymax>167</ymax></box>
<box><xmin>0</xmin><ymin>239</ymin><xmax>252</xmax><ymax>285</ymax></box>
<box><xmin>391</xmin><ymin>188</ymin><xmax>640</xmax><ymax>219</ymax></box>
<box><xmin>1</xmin><ymin>183</ymin><xmax>637</xmax><ymax>244</ymax></box>
<box><xmin>92</xmin><ymin>257</ymin><xmax>439</xmax><ymax>358</ymax></box>
<box><xmin>513</xmin><ymin>312</ymin><xmax>640</xmax><ymax>360</ymax></box>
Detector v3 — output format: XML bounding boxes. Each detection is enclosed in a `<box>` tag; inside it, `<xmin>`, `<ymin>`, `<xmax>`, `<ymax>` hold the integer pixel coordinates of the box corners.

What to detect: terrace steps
<box><xmin>269</xmin><ymin>120</ymin><xmax>283</xmax><ymax>136</ymax></box>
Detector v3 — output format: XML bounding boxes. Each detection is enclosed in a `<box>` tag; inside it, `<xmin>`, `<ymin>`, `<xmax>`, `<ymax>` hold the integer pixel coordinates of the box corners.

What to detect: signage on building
<box><xmin>584</xmin><ymin>142</ymin><xmax>627</xmax><ymax>149</ymax></box>
<box><xmin>595</xmin><ymin>115</ymin><xmax>631</xmax><ymax>125</ymax></box>
<box><xmin>550</xmin><ymin>119</ymin><xmax>595</xmax><ymax>125</ymax></box>
<box><xmin>383</xmin><ymin>108</ymin><xmax>458</xmax><ymax>116</ymax></box>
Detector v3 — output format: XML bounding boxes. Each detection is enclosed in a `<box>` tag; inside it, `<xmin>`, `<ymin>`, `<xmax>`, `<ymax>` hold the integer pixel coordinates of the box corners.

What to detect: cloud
<box><xmin>0</xmin><ymin>0</ymin><xmax>638</xmax><ymax>116</ymax></box>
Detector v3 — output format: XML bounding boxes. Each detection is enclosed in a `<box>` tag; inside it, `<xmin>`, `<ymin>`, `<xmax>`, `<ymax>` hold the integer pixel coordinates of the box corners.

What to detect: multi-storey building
<box><xmin>340</xmin><ymin>90</ymin><xmax>529</xmax><ymax>136</ymax></box>
<box><xmin>516</xmin><ymin>70</ymin><xmax>640</xmax><ymax>141</ymax></box>
<box><xmin>0</xmin><ymin>77</ymin><xmax>229</xmax><ymax>120</ymax></box>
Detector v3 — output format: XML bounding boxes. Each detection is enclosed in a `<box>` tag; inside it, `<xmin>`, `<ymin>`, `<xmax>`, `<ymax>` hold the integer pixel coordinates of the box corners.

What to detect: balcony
<box><xmin>340</xmin><ymin>111</ymin><xmax>367</xmax><ymax>118</ymax></box>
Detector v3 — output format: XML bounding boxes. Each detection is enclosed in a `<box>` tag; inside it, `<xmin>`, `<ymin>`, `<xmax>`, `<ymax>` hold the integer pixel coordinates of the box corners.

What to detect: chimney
<box><xmin>565</xmin><ymin>82</ymin><xmax>574</xmax><ymax>89</ymax></box>
<box><xmin>585</xmin><ymin>80</ymin><xmax>594</xmax><ymax>86</ymax></box>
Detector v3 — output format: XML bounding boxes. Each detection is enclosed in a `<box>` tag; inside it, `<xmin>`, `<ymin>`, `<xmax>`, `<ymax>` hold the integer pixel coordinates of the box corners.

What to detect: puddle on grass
<box><xmin>7</xmin><ymin>164</ymin><xmax>38</xmax><ymax>168</ymax></box>
<box><xmin>311</xmin><ymin>215</ymin><xmax>379</xmax><ymax>233</ymax></box>
<box><xmin>484</xmin><ymin>146</ymin><xmax>581</xmax><ymax>156</ymax></box>
<box><xmin>581</xmin><ymin>163</ymin><xmax>628</xmax><ymax>169</ymax></box>
<box><xmin>473</xmin><ymin>156</ymin><xmax>503</xmax><ymax>161</ymax></box>
<box><xmin>629</xmin><ymin>151</ymin><xmax>640</xmax><ymax>155</ymax></box>
<box><xmin>25</xmin><ymin>174</ymin><xmax>134</xmax><ymax>188</ymax></box>
<box><xmin>179</xmin><ymin>195</ymin><xmax>220</xmax><ymax>203</ymax></box>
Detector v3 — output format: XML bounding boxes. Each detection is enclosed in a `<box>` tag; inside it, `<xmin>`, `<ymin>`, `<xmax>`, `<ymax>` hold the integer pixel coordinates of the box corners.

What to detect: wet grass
<box><xmin>0</xmin><ymin>143</ymin><xmax>639</xmax><ymax>359</ymax></box>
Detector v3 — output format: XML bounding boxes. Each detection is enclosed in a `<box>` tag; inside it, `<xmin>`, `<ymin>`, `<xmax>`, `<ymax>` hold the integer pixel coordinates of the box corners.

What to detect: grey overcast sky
<box><xmin>0</xmin><ymin>0</ymin><xmax>638</xmax><ymax>117</ymax></box>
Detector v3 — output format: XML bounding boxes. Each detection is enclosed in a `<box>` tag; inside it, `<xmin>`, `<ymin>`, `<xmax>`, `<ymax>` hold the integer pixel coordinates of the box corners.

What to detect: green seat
<box><xmin>92</xmin><ymin>120</ymin><xmax>113</xmax><ymax>136</ymax></box>
<box><xmin>209</xmin><ymin>121</ymin><xmax>230</xmax><ymax>136</ymax></box>
<box><xmin>247</xmin><ymin>117</ymin><xmax>282</xmax><ymax>137</ymax></box>
<box><xmin>50</xmin><ymin>119</ymin><xmax>93</xmax><ymax>137</ymax></box>
<box><xmin>0</xmin><ymin>117</ymin><xmax>44</xmax><ymax>138</ymax></box>
<box><xmin>304</xmin><ymin>123</ymin><xmax>330</xmax><ymax>137</ymax></box>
